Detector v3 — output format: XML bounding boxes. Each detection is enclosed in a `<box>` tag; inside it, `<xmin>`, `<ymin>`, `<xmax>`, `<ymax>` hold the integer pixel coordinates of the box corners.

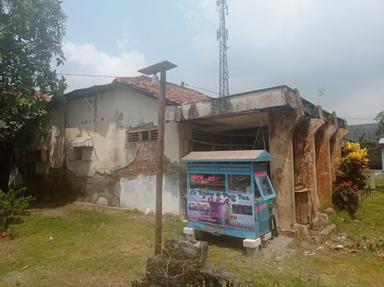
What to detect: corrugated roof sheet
<box><xmin>181</xmin><ymin>150</ymin><xmax>271</xmax><ymax>162</ymax></box>
<box><xmin>114</xmin><ymin>76</ymin><xmax>209</xmax><ymax>105</ymax></box>
<box><xmin>68</xmin><ymin>137</ymin><xmax>93</xmax><ymax>148</ymax></box>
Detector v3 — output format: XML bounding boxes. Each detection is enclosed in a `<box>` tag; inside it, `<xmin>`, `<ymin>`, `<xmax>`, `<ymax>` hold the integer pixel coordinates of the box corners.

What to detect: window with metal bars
<box><xmin>127</xmin><ymin>128</ymin><xmax>158</xmax><ymax>143</ymax></box>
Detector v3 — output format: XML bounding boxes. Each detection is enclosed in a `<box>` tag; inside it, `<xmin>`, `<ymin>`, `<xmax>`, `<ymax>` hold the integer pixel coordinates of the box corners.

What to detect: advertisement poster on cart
<box><xmin>187</xmin><ymin>174</ymin><xmax>255</xmax><ymax>231</ymax></box>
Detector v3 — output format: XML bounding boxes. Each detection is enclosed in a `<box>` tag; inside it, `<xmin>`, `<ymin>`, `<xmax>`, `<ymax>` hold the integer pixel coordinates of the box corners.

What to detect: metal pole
<box><xmin>138</xmin><ymin>61</ymin><xmax>176</xmax><ymax>256</ymax></box>
<box><xmin>154</xmin><ymin>70</ymin><xmax>166</xmax><ymax>255</ymax></box>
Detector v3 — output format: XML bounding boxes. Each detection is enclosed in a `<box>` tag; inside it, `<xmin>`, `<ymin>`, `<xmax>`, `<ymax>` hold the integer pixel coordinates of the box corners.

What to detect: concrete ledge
<box><xmin>294</xmin><ymin>224</ymin><xmax>309</xmax><ymax>240</ymax></box>
<box><xmin>243</xmin><ymin>238</ymin><xmax>261</xmax><ymax>249</ymax></box>
<box><xmin>278</xmin><ymin>229</ymin><xmax>297</xmax><ymax>238</ymax></box>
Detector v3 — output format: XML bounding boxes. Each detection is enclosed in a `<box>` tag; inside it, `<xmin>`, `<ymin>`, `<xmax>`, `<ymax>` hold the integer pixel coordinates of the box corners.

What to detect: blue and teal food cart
<box><xmin>182</xmin><ymin>150</ymin><xmax>277</xmax><ymax>245</ymax></box>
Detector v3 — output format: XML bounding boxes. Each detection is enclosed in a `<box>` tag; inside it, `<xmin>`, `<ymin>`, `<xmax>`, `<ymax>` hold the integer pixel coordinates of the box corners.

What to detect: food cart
<box><xmin>182</xmin><ymin>150</ymin><xmax>277</xmax><ymax>252</ymax></box>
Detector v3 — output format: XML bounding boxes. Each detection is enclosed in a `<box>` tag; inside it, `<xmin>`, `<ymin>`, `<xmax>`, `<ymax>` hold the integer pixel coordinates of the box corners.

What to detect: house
<box><xmin>347</xmin><ymin>123</ymin><xmax>379</xmax><ymax>142</ymax></box>
<box><xmin>347</xmin><ymin>123</ymin><xmax>383</xmax><ymax>169</ymax></box>
<box><xmin>32</xmin><ymin>76</ymin><xmax>348</xmax><ymax>232</ymax></box>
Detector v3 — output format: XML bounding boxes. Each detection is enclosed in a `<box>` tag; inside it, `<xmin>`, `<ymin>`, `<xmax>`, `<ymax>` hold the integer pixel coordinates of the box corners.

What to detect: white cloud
<box><xmin>58</xmin><ymin>39</ymin><xmax>146</xmax><ymax>91</ymax></box>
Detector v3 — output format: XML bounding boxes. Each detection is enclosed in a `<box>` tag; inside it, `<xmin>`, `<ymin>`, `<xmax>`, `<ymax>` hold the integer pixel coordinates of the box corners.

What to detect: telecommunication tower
<box><xmin>217</xmin><ymin>0</ymin><xmax>229</xmax><ymax>97</ymax></box>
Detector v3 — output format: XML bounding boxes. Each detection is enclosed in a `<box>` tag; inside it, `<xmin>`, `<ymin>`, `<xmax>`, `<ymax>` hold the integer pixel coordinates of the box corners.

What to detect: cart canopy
<box><xmin>182</xmin><ymin>150</ymin><xmax>271</xmax><ymax>163</ymax></box>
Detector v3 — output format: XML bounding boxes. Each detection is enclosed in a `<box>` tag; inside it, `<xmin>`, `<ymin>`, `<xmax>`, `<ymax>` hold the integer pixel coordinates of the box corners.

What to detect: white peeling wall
<box><xmin>64</xmin><ymin>88</ymin><xmax>160</xmax><ymax>175</ymax></box>
<box><xmin>119</xmin><ymin>174</ymin><xmax>180</xmax><ymax>214</ymax></box>
<box><xmin>43</xmin><ymin>86</ymin><xmax>182</xmax><ymax>214</ymax></box>
<box><xmin>46</xmin><ymin>106</ymin><xmax>65</xmax><ymax>169</ymax></box>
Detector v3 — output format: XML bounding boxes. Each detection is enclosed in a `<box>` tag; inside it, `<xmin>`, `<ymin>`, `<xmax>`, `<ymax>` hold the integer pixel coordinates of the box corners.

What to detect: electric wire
<box><xmin>57</xmin><ymin>72</ymin><xmax>376</xmax><ymax>122</ymax></box>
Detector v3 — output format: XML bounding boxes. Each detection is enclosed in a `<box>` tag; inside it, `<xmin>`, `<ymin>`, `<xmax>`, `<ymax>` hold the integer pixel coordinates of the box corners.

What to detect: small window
<box><xmin>150</xmin><ymin>129</ymin><xmax>158</xmax><ymax>141</ymax></box>
<box><xmin>190</xmin><ymin>174</ymin><xmax>225</xmax><ymax>192</ymax></box>
<box><xmin>141</xmin><ymin>131</ymin><xmax>149</xmax><ymax>141</ymax></box>
<box><xmin>232</xmin><ymin>204</ymin><xmax>253</xmax><ymax>215</ymax></box>
<box><xmin>127</xmin><ymin>132</ymin><xmax>139</xmax><ymax>142</ymax></box>
<box><xmin>72</xmin><ymin>147</ymin><xmax>92</xmax><ymax>161</ymax></box>
<box><xmin>127</xmin><ymin>128</ymin><xmax>158</xmax><ymax>143</ymax></box>
<box><xmin>228</xmin><ymin>175</ymin><xmax>251</xmax><ymax>193</ymax></box>
<box><xmin>254</xmin><ymin>183</ymin><xmax>262</xmax><ymax>199</ymax></box>
<box><xmin>257</xmin><ymin>175</ymin><xmax>274</xmax><ymax>196</ymax></box>
<box><xmin>75</xmin><ymin>148</ymin><xmax>82</xmax><ymax>160</ymax></box>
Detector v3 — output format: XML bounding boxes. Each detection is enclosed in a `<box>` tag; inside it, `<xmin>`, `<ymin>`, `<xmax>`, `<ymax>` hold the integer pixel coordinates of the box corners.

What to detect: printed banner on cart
<box><xmin>187</xmin><ymin>174</ymin><xmax>255</xmax><ymax>231</ymax></box>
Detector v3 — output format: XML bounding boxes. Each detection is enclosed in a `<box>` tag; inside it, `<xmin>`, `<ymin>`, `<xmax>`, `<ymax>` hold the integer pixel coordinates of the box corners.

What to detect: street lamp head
<box><xmin>138</xmin><ymin>61</ymin><xmax>177</xmax><ymax>75</ymax></box>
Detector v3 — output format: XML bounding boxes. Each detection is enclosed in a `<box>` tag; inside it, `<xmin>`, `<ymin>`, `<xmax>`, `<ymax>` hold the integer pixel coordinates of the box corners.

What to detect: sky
<box><xmin>58</xmin><ymin>0</ymin><xmax>384</xmax><ymax>125</ymax></box>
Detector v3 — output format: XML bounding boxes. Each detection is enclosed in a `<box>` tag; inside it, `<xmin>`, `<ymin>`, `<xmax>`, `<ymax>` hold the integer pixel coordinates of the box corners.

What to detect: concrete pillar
<box><xmin>330</xmin><ymin>128</ymin><xmax>349</xmax><ymax>182</ymax></box>
<box><xmin>315</xmin><ymin>124</ymin><xmax>337</xmax><ymax>208</ymax></box>
<box><xmin>269</xmin><ymin>110</ymin><xmax>302</xmax><ymax>230</ymax></box>
<box><xmin>293</xmin><ymin>118</ymin><xmax>324</xmax><ymax>217</ymax></box>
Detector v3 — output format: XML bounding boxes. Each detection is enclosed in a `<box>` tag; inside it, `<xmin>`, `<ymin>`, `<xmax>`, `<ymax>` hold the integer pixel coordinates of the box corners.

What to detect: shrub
<box><xmin>0</xmin><ymin>187</ymin><xmax>33</xmax><ymax>231</ymax></box>
<box><xmin>337</xmin><ymin>142</ymin><xmax>369</xmax><ymax>190</ymax></box>
<box><xmin>332</xmin><ymin>181</ymin><xmax>360</xmax><ymax>215</ymax></box>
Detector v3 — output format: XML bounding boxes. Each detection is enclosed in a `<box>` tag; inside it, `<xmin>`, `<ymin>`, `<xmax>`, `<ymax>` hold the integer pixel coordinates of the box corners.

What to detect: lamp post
<box><xmin>138</xmin><ymin>61</ymin><xmax>177</xmax><ymax>255</ymax></box>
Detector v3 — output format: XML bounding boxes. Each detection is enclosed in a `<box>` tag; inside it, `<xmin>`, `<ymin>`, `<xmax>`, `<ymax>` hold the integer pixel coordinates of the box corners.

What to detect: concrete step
<box><xmin>310</xmin><ymin>223</ymin><xmax>337</xmax><ymax>243</ymax></box>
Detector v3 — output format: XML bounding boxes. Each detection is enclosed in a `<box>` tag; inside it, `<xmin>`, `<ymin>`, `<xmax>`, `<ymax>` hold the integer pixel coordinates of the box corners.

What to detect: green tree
<box><xmin>376</xmin><ymin>111</ymin><xmax>384</xmax><ymax>136</ymax></box>
<box><xmin>0</xmin><ymin>0</ymin><xmax>66</xmax><ymax>191</ymax></box>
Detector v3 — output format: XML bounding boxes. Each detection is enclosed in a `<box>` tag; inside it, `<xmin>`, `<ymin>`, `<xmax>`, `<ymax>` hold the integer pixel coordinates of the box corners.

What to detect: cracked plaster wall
<box><xmin>42</xmin><ymin>88</ymin><xmax>181</xmax><ymax>214</ymax></box>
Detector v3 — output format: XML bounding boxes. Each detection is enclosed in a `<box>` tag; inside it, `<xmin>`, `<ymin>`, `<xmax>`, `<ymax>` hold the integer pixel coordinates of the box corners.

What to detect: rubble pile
<box><xmin>132</xmin><ymin>237</ymin><xmax>252</xmax><ymax>287</ymax></box>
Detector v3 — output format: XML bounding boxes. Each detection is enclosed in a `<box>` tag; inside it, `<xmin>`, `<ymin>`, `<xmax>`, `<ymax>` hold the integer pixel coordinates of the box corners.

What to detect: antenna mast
<box><xmin>217</xmin><ymin>0</ymin><xmax>229</xmax><ymax>97</ymax></box>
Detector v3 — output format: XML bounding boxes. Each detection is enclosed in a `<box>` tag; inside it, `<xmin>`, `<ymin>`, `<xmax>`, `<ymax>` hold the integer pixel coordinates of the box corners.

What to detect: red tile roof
<box><xmin>34</xmin><ymin>90</ymin><xmax>52</xmax><ymax>103</ymax></box>
<box><xmin>113</xmin><ymin>75</ymin><xmax>209</xmax><ymax>105</ymax></box>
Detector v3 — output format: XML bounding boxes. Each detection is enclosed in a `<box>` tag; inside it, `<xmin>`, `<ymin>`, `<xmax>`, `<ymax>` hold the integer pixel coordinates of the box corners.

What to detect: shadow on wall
<box><xmin>28</xmin><ymin>168</ymin><xmax>79</xmax><ymax>208</ymax></box>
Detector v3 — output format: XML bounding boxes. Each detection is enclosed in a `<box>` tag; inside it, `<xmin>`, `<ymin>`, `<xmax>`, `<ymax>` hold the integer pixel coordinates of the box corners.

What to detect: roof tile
<box><xmin>113</xmin><ymin>75</ymin><xmax>209</xmax><ymax>105</ymax></box>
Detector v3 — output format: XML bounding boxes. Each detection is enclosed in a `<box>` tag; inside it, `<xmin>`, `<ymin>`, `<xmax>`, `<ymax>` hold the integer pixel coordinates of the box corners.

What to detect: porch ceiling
<box><xmin>190</xmin><ymin>111</ymin><xmax>270</xmax><ymax>132</ymax></box>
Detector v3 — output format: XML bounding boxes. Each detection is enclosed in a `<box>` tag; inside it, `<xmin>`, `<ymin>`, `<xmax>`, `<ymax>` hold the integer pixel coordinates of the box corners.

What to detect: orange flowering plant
<box><xmin>333</xmin><ymin>142</ymin><xmax>369</xmax><ymax>214</ymax></box>
<box><xmin>337</xmin><ymin>142</ymin><xmax>369</xmax><ymax>190</ymax></box>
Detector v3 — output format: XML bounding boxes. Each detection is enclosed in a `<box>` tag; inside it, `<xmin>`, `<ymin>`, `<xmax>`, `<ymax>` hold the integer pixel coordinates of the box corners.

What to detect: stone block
<box><xmin>294</xmin><ymin>224</ymin><xmax>309</xmax><ymax>240</ymax></box>
<box><xmin>164</xmin><ymin>237</ymin><xmax>208</xmax><ymax>266</ymax></box>
<box><xmin>183</xmin><ymin>227</ymin><xmax>196</xmax><ymax>242</ymax></box>
<box><xmin>133</xmin><ymin>237</ymin><xmax>252</xmax><ymax>286</ymax></box>
<box><xmin>311</xmin><ymin>217</ymin><xmax>321</xmax><ymax>229</ymax></box>
<box><xmin>145</xmin><ymin>238</ymin><xmax>209</xmax><ymax>286</ymax></box>
<box><xmin>318</xmin><ymin>223</ymin><xmax>336</xmax><ymax>237</ymax></box>
<box><xmin>318</xmin><ymin>213</ymin><xmax>329</xmax><ymax>225</ymax></box>
<box><xmin>323</xmin><ymin>207</ymin><xmax>334</xmax><ymax>215</ymax></box>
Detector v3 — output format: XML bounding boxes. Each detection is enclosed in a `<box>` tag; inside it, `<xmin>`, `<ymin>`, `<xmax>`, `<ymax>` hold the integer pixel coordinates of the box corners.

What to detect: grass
<box><xmin>1</xmin><ymin>180</ymin><xmax>384</xmax><ymax>286</ymax></box>
<box><xmin>331</xmin><ymin>178</ymin><xmax>384</xmax><ymax>240</ymax></box>
<box><xmin>0</xmin><ymin>206</ymin><xmax>184</xmax><ymax>286</ymax></box>
<box><xmin>376</xmin><ymin>178</ymin><xmax>384</xmax><ymax>191</ymax></box>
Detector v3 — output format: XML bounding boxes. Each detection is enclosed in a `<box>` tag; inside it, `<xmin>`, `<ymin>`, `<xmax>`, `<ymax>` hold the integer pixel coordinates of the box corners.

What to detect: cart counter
<box><xmin>182</xmin><ymin>150</ymin><xmax>277</xmax><ymax>240</ymax></box>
